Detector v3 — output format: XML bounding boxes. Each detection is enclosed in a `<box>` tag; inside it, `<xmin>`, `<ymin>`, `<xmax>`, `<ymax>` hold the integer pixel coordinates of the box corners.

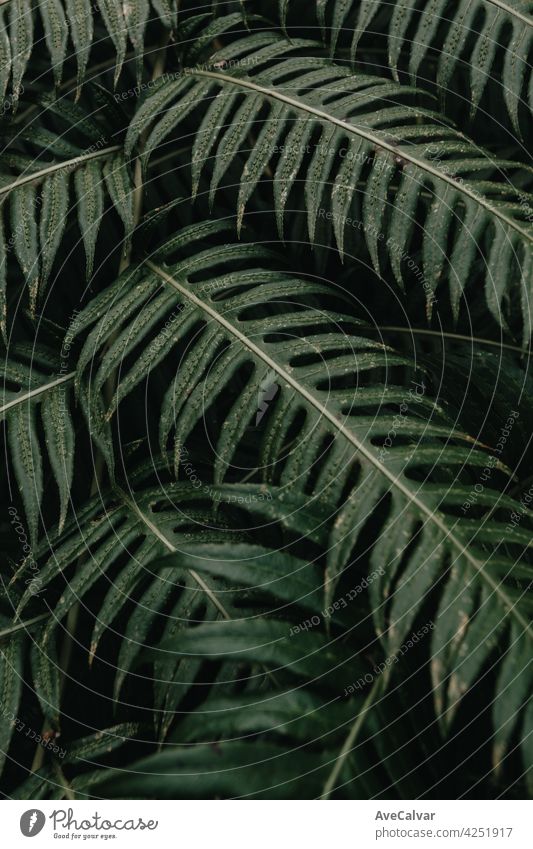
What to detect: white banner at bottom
<box><xmin>1</xmin><ymin>800</ymin><xmax>531</xmax><ymax>848</ymax></box>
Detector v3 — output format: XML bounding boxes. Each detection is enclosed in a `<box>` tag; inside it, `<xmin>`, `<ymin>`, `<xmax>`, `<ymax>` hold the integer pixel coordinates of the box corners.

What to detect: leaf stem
<box><xmin>321</xmin><ymin>675</ymin><xmax>385</xmax><ymax>799</ymax></box>
<box><xmin>115</xmin><ymin>485</ymin><xmax>232</xmax><ymax>621</ymax></box>
<box><xmin>0</xmin><ymin>372</ymin><xmax>75</xmax><ymax>416</ymax></box>
<box><xmin>145</xmin><ymin>260</ymin><xmax>532</xmax><ymax>636</ymax></box>
<box><xmin>186</xmin><ymin>67</ymin><xmax>532</xmax><ymax>242</ymax></box>
<box><xmin>0</xmin><ymin>612</ymin><xmax>49</xmax><ymax>640</ymax></box>
<box><xmin>0</xmin><ymin>147</ymin><xmax>121</xmax><ymax>198</ymax></box>
<box><xmin>370</xmin><ymin>326</ymin><xmax>529</xmax><ymax>356</ymax></box>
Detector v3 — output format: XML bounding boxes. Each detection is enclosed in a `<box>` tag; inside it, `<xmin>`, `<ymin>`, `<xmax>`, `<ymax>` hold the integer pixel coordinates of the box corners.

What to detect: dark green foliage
<box><xmin>0</xmin><ymin>0</ymin><xmax>531</xmax><ymax>801</ymax></box>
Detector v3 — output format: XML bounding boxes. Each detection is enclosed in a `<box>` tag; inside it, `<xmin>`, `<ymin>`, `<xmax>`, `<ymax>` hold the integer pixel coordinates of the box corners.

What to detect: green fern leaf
<box><xmin>0</xmin><ymin>7</ymin><xmax>11</xmax><ymax>102</ymax></box>
<box><xmin>1</xmin><ymin>345</ymin><xmax>76</xmax><ymax>540</ymax></box>
<box><xmin>127</xmin><ymin>35</ymin><xmax>533</xmax><ymax>339</ymax></box>
<box><xmin>0</xmin><ymin>630</ymin><xmax>24</xmax><ymax>778</ymax></box>
<box><xmin>74</xmin><ymin>159</ymin><xmax>105</xmax><ymax>280</ymax></box>
<box><xmin>10</xmin><ymin>183</ymin><xmax>39</xmax><ymax>315</ymax></box>
<box><xmin>69</xmin><ymin>222</ymin><xmax>533</xmax><ymax>770</ymax></box>
<box><xmin>39</xmin><ymin>170</ymin><xmax>69</xmax><ymax>295</ymax></box>
<box><xmin>9</xmin><ymin>0</ymin><xmax>33</xmax><ymax>109</ymax></box>
<box><xmin>40</xmin><ymin>0</ymin><xmax>69</xmax><ymax>88</ymax></box>
<box><xmin>31</xmin><ymin>629</ymin><xmax>61</xmax><ymax>730</ymax></box>
<box><xmin>64</xmin><ymin>0</ymin><xmax>94</xmax><ymax>96</ymax></box>
<box><xmin>0</xmin><ymin>92</ymin><xmax>134</xmax><ymax>319</ymax></box>
<box><xmin>0</xmin><ymin>0</ymin><xmax>178</xmax><ymax>98</ymax></box>
<box><xmin>279</xmin><ymin>0</ymin><xmax>533</xmax><ymax>133</ymax></box>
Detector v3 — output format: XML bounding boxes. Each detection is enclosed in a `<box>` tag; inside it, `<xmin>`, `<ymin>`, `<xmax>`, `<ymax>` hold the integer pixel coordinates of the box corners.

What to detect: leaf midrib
<box><xmin>146</xmin><ymin>258</ymin><xmax>532</xmax><ymax>637</ymax></box>
<box><xmin>0</xmin><ymin>612</ymin><xmax>49</xmax><ymax>640</ymax></box>
<box><xmin>185</xmin><ymin>68</ymin><xmax>531</xmax><ymax>243</ymax></box>
<box><xmin>115</xmin><ymin>485</ymin><xmax>232</xmax><ymax>621</ymax></box>
<box><xmin>0</xmin><ymin>146</ymin><xmax>122</xmax><ymax>197</ymax></box>
<box><xmin>483</xmin><ymin>0</ymin><xmax>533</xmax><ymax>26</ymax></box>
<box><xmin>0</xmin><ymin>371</ymin><xmax>75</xmax><ymax>415</ymax></box>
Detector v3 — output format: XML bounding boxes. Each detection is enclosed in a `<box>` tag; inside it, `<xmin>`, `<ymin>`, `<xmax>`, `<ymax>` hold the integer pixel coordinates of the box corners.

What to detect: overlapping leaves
<box><xmin>1</xmin><ymin>343</ymin><xmax>76</xmax><ymax>541</ymax></box>
<box><xmin>1</xmin><ymin>0</ymin><xmax>532</xmax><ymax>803</ymax></box>
<box><xmin>0</xmin><ymin>91</ymin><xmax>134</xmax><ymax>330</ymax></box>
<box><xmin>0</xmin><ymin>0</ymin><xmax>178</xmax><ymax>105</ymax></box>
<box><xmin>68</xmin><ymin>220</ymin><xmax>533</xmax><ymax>777</ymax></box>
<box><xmin>126</xmin><ymin>31</ymin><xmax>533</xmax><ymax>340</ymax></box>
<box><xmin>278</xmin><ymin>0</ymin><xmax>533</xmax><ymax>133</ymax></box>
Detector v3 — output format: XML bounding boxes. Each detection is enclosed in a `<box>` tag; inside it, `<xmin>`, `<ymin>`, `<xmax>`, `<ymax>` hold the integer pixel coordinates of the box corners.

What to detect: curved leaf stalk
<box><xmin>321</xmin><ymin>673</ymin><xmax>385</xmax><ymax>799</ymax></box>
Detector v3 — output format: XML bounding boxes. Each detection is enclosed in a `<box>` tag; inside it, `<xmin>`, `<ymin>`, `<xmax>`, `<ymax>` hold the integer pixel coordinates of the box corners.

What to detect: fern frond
<box><xmin>0</xmin><ymin>0</ymin><xmax>532</xmax><ymax>803</ymax></box>
<box><xmin>0</xmin><ymin>94</ymin><xmax>135</xmax><ymax>326</ymax></box>
<box><xmin>126</xmin><ymin>34</ymin><xmax>533</xmax><ymax>340</ymax></box>
<box><xmin>6</xmin><ymin>470</ymin><xmax>351</xmax><ymax>791</ymax></box>
<box><xmin>1</xmin><ymin>344</ymin><xmax>76</xmax><ymax>541</ymax></box>
<box><xmin>0</xmin><ymin>0</ymin><xmax>177</xmax><ymax>104</ymax></box>
<box><xmin>9</xmin><ymin>485</ymin><xmax>420</xmax><ymax>800</ymax></box>
<box><xmin>69</xmin><ymin>220</ymin><xmax>533</xmax><ymax>772</ymax></box>
<box><xmin>13</xmin><ymin>474</ymin><xmax>312</xmax><ymax>695</ymax></box>
<box><xmin>10</xmin><ymin>722</ymin><xmax>142</xmax><ymax>800</ymax></box>
<box><xmin>278</xmin><ymin>0</ymin><xmax>533</xmax><ymax>134</ymax></box>
<box><xmin>0</xmin><ymin>627</ymin><xmax>24</xmax><ymax>778</ymax></box>
<box><xmin>72</xmin><ymin>701</ymin><xmax>372</xmax><ymax>798</ymax></box>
